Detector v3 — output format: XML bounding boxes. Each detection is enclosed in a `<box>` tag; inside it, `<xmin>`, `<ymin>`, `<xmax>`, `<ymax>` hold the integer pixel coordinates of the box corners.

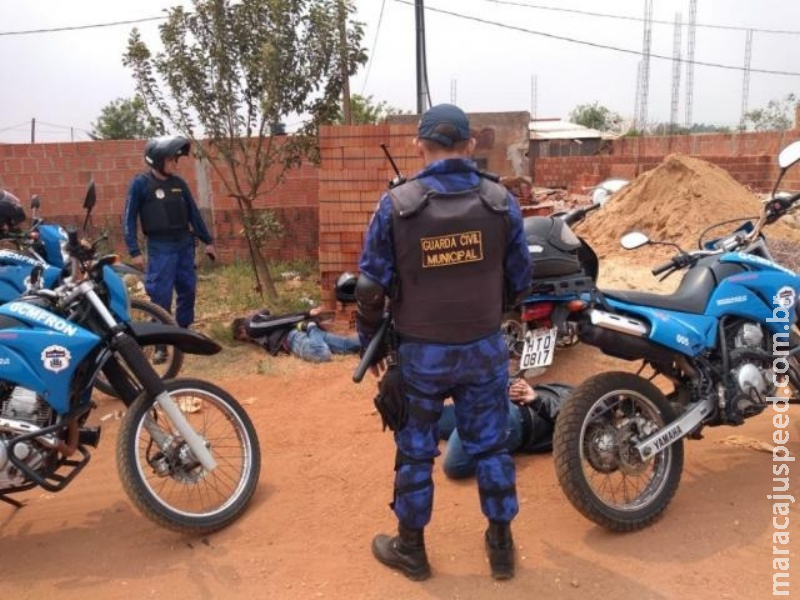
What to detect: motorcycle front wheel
<box><xmin>553</xmin><ymin>371</ymin><xmax>684</xmax><ymax>532</ymax></box>
<box><xmin>94</xmin><ymin>299</ymin><xmax>184</xmax><ymax>397</ymax></box>
<box><xmin>116</xmin><ymin>378</ymin><xmax>261</xmax><ymax>534</ymax></box>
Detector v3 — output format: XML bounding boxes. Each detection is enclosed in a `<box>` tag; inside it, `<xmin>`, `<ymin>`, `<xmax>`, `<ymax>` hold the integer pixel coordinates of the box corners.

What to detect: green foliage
<box><xmin>124</xmin><ymin>0</ymin><xmax>367</xmax><ymax>173</ymax></box>
<box><xmin>336</xmin><ymin>94</ymin><xmax>409</xmax><ymax>124</ymax></box>
<box><xmin>123</xmin><ymin>0</ymin><xmax>367</xmax><ymax>300</ymax></box>
<box><xmin>90</xmin><ymin>96</ymin><xmax>162</xmax><ymax>140</ymax></box>
<box><xmin>194</xmin><ymin>259</ymin><xmax>321</xmax><ymax>324</ymax></box>
<box><xmin>241</xmin><ymin>208</ymin><xmax>285</xmax><ymax>247</ymax></box>
<box><xmin>569</xmin><ymin>102</ymin><xmax>622</xmax><ymax>132</ymax></box>
<box><xmin>742</xmin><ymin>93</ymin><xmax>798</xmax><ymax>131</ymax></box>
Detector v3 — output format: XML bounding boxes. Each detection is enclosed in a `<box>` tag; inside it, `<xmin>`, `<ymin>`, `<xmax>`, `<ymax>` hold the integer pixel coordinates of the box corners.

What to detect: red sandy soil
<box><xmin>2</xmin><ymin>332</ymin><xmax>797</xmax><ymax>599</ymax></box>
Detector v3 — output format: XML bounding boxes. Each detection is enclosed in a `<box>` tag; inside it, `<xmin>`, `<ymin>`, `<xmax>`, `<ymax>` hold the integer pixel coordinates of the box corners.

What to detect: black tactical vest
<box><xmin>389</xmin><ymin>177</ymin><xmax>509</xmax><ymax>344</ymax></box>
<box><xmin>139</xmin><ymin>173</ymin><xmax>190</xmax><ymax>238</ymax></box>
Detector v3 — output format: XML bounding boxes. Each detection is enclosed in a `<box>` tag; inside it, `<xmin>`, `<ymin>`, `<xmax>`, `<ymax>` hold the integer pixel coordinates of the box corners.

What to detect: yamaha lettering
<box><xmin>653</xmin><ymin>424</ymin><xmax>683</xmax><ymax>451</ymax></box>
<box><xmin>6</xmin><ymin>302</ymin><xmax>79</xmax><ymax>337</ymax></box>
<box><xmin>420</xmin><ymin>231</ymin><xmax>484</xmax><ymax>268</ymax></box>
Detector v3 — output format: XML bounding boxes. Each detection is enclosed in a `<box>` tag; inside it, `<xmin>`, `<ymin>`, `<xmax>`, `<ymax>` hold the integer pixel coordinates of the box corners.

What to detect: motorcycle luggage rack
<box><xmin>530</xmin><ymin>274</ymin><xmax>595</xmax><ymax>296</ymax></box>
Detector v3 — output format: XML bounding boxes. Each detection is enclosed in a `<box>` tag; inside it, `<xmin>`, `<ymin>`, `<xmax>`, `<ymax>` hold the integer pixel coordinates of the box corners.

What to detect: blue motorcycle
<box><xmin>553</xmin><ymin>142</ymin><xmax>800</xmax><ymax>531</ymax></box>
<box><xmin>0</xmin><ymin>208</ymin><xmax>260</xmax><ymax>533</ymax></box>
<box><xmin>0</xmin><ymin>190</ymin><xmax>184</xmax><ymax>394</ymax></box>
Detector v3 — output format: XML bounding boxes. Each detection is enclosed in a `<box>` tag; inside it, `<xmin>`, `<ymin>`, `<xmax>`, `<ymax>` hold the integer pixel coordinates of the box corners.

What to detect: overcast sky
<box><xmin>1</xmin><ymin>0</ymin><xmax>799</xmax><ymax>143</ymax></box>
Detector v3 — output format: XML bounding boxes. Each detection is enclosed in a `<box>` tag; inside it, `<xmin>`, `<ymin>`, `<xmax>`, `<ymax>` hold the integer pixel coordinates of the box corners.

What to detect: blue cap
<box><xmin>418</xmin><ymin>104</ymin><xmax>471</xmax><ymax>148</ymax></box>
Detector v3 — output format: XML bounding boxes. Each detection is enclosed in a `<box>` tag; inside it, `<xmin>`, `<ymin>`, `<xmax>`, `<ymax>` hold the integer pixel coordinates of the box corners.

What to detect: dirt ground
<box><xmin>2</xmin><ymin>258</ymin><xmax>799</xmax><ymax>600</ymax></box>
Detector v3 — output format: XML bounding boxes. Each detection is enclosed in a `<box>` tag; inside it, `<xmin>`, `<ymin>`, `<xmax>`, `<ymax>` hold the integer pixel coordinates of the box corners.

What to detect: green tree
<box><xmin>569</xmin><ymin>102</ymin><xmax>622</xmax><ymax>132</ymax></box>
<box><xmin>742</xmin><ymin>93</ymin><xmax>798</xmax><ymax>131</ymax></box>
<box><xmin>90</xmin><ymin>96</ymin><xmax>162</xmax><ymax>140</ymax></box>
<box><xmin>337</xmin><ymin>94</ymin><xmax>408</xmax><ymax>124</ymax></box>
<box><xmin>123</xmin><ymin>0</ymin><xmax>366</xmax><ymax>300</ymax></box>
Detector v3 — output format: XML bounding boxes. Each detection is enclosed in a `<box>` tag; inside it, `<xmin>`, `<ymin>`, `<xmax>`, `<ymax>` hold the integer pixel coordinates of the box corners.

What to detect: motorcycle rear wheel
<box><xmin>94</xmin><ymin>299</ymin><xmax>184</xmax><ymax>397</ymax></box>
<box><xmin>553</xmin><ymin>371</ymin><xmax>684</xmax><ymax>531</ymax></box>
<box><xmin>116</xmin><ymin>378</ymin><xmax>261</xmax><ymax>534</ymax></box>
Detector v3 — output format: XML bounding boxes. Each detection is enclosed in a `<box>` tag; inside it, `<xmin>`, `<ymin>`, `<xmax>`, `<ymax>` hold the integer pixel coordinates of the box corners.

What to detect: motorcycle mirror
<box><xmin>591</xmin><ymin>178</ymin><xmax>629</xmax><ymax>206</ymax></box>
<box><xmin>82</xmin><ymin>181</ymin><xmax>97</xmax><ymax>212</ymax></box>
<box><xmin>30</xmin><ymin>195</ymin><xmax>41</xmax><ymax>210</ymax></box>
<box><xmin>591</xmin><ymin>188</ymin><xmax>610</xmax><ymax>206</ymax></box>
<box><xmin>777</xmin><ymin>141</ymin><xmax>800</xmax><ymax>170</ymax></box>
<box><xmin>620</xmin><ymin>231</ymin><xmax>650</xmax><ymax>250</ymax></box>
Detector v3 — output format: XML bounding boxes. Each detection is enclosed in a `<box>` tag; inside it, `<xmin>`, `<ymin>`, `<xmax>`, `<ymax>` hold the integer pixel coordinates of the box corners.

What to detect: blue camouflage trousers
<box><xmin>391</xmin><ymin>331</ymin><xmax>518</xmax><ymax>529</ymax></box>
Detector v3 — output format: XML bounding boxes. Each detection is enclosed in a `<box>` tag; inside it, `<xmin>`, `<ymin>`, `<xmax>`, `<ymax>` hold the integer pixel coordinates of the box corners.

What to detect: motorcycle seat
<box><xmin>603</xmin><ymin>265</ymin><xmax>716</xmax><ymax>315</ymax></box>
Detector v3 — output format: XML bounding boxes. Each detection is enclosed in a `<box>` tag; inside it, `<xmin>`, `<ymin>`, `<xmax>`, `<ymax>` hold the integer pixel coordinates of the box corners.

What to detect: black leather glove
<box><xmin>373</xmin><ymin>366</ymin><xmax>407</xmax><ymax>431</ymax></box>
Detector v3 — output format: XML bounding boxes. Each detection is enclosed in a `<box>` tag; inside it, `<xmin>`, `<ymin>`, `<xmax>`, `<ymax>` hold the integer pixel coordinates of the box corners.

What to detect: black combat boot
<box><xmin>485</xmin><ymin>520</ymin><xmax>515</xmax><ymax>580</ymax></box>
<box><xmin>372</xmin><ymin>524</ymin><xmax>431</xmax><ymax>581</ymax></box>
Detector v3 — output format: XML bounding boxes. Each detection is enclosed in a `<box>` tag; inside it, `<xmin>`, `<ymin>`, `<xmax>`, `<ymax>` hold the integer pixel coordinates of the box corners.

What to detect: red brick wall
<box><xmin>0</xmin><ymin>139</ymin><xmax>319</xmax><ymax>263</ymax></box>
<box><xmin>318</xmin><ymin>123</ymin><xmax>421</xmax><ymax>307</ymax></box>
<box><xmin>533</xmin><ymin>130</ymin><xmax>800</xmax><ymax>193</ymax></box>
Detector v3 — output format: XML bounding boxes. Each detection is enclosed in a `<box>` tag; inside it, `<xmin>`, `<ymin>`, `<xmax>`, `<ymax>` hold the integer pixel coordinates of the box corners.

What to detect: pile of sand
<box><xmin>579</xmin><ymin>153</ymin><xmax>800</xmax><ymax>260</ymax></box>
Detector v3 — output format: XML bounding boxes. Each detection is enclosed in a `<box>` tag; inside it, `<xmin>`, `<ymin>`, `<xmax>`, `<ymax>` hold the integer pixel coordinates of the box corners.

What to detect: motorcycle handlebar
<box><xmin>562</xmin><ymin>203</ymin><xmax>601</xmax><ymax>226</ymax></box>
<box><xmin>651</xmin><ymin>260</ymin><xmax>675</xmax><ymax>276</ymax></box>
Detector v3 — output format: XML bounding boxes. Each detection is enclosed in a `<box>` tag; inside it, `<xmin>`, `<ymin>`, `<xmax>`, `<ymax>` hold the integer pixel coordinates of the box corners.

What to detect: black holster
<box><xmin>373</xmin><ymin>333</ymin><xmax>407</xmax><ymax>431</ymax></box>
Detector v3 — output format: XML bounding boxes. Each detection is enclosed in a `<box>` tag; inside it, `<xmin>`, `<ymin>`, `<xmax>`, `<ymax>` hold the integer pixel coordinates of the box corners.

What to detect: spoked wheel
<box><xmin>94</xmin><ymin>299</ymin><xmax>184</xmax><ymax>397</ymax></box>
<box><xmin>116</xmin><ymin>379</ymin><xmax>261</xmax><ymax>534</ymax></box>
<box><xmin>553</xmin><ymin>371</ymin><xmax>684</xmax><ymax>531</ymax></box>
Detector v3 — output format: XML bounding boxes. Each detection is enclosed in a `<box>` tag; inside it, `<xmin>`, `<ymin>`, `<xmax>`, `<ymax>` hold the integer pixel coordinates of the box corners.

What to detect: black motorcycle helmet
<box><xmin>144</xmin><ymin>135</ymin><xmax>191</xmax><ymax>174</ymax></box>
<box><xmin>0</xmin><ymin>190</ymin><xmax>26</xmax><ymax>229</ymax></box>
<box><xmin>335</xmin><ymin>271</ymin><xmax>358</xmax><ymax>303</ymax></box>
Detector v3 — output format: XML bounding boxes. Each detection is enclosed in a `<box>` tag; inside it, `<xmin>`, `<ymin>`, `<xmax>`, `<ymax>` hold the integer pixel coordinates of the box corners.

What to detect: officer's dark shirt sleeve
<box><xmin>356</xmin><ymin>194</ymin><xmax>395</xmax><ymax>346</ymax></box>
<box><xmin>123</xmin><ymin>175</ymin><xmax>146</xmax><ymax>258</ymax></box>
<box><xmin>358</xmin><ymin>193</ymin><xmax>396</xmax><ymax>291</ymax></box>
<box><xmin>504</xmin><ymin>194</ymin><xmax>532</xmax><ymax>296</ymax></box>
<box><xmin>181</xmin><ymin>180</ymin><xmax>214</xmax><ymax>245</ymax></box>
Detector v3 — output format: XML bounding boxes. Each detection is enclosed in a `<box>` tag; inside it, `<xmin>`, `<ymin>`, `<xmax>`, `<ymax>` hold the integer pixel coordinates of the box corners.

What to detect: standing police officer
<box><xmin>124</xmin><ymin>136</ymin><xmax>216</xmax><ymax>331</ymax></box>
<box><xmin>356</xmin><ymin>104</ymin><xmax>532</xmax><ymax>580</ymax></box>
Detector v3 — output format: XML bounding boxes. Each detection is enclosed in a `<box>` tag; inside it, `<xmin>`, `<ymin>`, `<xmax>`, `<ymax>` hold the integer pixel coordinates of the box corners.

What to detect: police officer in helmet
<box><xmin>124</xmin><ymin>135</ymin><xmax>216</xmax><ymax>331</ymax></box>
<box><xmin>356</xmin><ymin>104</ymin><xmax>532</xmax><ymax>580</ymax></box>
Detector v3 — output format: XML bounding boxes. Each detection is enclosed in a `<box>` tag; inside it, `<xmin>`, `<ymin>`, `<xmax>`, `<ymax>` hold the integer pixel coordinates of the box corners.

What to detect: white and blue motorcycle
<box><xmin>553</xmin><ymin>141</ymin><xmax>800</xmax><ymax>531</ymax></box>
<box><xmin>0</xmin><ymin>219</ymin><xmax>260</xmax><ymax>533</ymax></box>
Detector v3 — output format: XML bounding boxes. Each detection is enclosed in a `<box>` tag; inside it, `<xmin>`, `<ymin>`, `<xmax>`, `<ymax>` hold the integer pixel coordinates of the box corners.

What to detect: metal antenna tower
<box><xmin>739</xmin><ymin>29</ymin><xmax>754</xmax><ymax>129</ymax></box>
<box><xmin>684</xmin><ymin>0</ymin><xmax>697</xmax><ymax>127</ymax></box>
<box><xmin>636</xmin><ymin>0</ymin><xmax>654</xmax><ymax>132</ymax></box>
<box><xmin>670</xmin><ymin>12</ymin><xmax>683</xmax><ymax>133</ymax></box>
<box><xmin>634</xmin><ymin>60</ymin><xmax>643</xmax><ymax>130</ymax></box>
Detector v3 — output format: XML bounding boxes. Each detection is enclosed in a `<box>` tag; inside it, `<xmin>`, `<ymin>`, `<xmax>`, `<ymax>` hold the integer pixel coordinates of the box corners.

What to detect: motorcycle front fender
<box><xmin>128</xmin><ymin>321</ymin><xmax>221</xmax><ymax>356</ymax></box>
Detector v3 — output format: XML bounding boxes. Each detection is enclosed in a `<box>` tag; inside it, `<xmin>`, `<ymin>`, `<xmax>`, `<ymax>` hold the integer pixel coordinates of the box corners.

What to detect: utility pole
<box><xmin>338</xmin><ymin>0</ymin><xmax>352</xmax><ymax>124</ymax></box>
<box><xmin>415</xmin><ymin>0</ymin><xmax>430</xmax><ymax>114</ymax></box>
<box><xmin>30</xmin><ymin>118</ymin><xmax>35</xmax><ymax>143</ymax></box>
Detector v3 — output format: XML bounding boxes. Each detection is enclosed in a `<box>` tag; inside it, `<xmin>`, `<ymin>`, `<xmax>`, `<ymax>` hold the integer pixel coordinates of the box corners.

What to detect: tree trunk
<box><xmin>236</xmin><ymin>198</ymin><xmax>279</xmax><ymax>302</ymax></box>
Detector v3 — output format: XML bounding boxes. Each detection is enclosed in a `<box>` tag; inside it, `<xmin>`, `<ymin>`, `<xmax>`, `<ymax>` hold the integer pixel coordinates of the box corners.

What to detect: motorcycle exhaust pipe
<box><xmin>0</xmin><ymin>417</ymin><xmax>60</xmax><ymax>449</ymax></box>
<box><xmin>587</xmin><ymin>309</ymin><xmax>649</xmax><ymax>337</ymax></box>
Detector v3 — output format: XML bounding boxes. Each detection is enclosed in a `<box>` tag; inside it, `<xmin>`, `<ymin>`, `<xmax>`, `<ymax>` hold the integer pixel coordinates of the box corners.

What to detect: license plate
<box><xmin>519</xmin><ymin>327</ymin><xmax>558</xmax><ymax>370</ymax></box>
